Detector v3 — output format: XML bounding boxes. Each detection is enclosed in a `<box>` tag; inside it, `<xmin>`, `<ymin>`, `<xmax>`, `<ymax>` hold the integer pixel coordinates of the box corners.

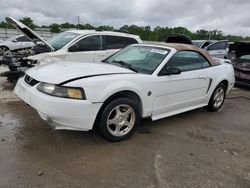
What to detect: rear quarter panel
<box><xmin>205</xmin><ymin>62</ymin><xmax>235</xmax><ymax>102</ymax></box>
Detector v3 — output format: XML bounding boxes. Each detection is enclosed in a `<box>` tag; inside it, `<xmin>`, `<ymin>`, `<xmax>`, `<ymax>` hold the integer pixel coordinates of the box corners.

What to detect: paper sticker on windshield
<box><xmin>150</xmin><ymin>49</ymin><xmax>168</xmax><ymax>55</ymax></box>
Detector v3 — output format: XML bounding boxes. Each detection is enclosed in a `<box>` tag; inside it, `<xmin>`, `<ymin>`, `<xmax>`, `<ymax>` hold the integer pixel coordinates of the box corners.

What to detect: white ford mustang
<box><xmin>14</xmin><ymin>43</ymin><xmax>235</xmax><ymax>141</ymax></box>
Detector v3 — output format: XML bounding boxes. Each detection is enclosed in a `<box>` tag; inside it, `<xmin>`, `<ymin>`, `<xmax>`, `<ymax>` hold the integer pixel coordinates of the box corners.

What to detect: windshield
<box><xmin>105</xmin><ymin>45</ymin><xmax>170</xmax><ymax>74</ymax></box>
<box><xmin>48</xmin><ymin>32</ymin><xmax>80</xmax><ymax>50</ymax></box>
<box><xmin>239</xmin><ymin>55</ymin><xmax>250</xmax><ymax>63</ymax></box>
<box><xmin>6</xmin><ymin>36</ymin><xmax>20</xmax><ymax>41</ymax></box>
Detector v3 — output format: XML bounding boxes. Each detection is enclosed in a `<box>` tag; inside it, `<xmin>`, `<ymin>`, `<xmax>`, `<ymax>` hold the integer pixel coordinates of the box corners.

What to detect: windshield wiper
<box><xmin>112</xmin><ymin>60</ymin><xmax>138</xmax><ymax>72</ymax></box>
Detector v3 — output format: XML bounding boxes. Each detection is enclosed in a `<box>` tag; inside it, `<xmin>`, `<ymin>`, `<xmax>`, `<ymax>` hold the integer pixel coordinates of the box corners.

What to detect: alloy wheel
<box><xmin>107</xmin><ymin>104</ymin><xmax>136</xmax><ymax>137</ymax></box>
<box><xmin>213</xmin><ymin>86</ymin><xmax>225</xmax><ymax>108</ymax></box>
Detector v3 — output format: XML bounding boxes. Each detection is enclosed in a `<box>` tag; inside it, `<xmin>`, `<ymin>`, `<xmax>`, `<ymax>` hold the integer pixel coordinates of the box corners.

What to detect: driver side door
<box><xmin>152</xmin><ymin>51</ymin><xmax>211</xmax><ymax>120</ymax></box>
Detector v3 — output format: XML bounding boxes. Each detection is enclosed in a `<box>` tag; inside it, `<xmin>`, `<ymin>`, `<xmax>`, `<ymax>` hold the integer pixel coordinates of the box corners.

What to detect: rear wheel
<box><xmin>98</xmin><ymin>98</ymin><xmax>140</xmax><ymax>142</ymax></box>
<box><xmin>206</xmin><ymin>83</ymin><xmax>226</xmax><ymax>112</ymax></box>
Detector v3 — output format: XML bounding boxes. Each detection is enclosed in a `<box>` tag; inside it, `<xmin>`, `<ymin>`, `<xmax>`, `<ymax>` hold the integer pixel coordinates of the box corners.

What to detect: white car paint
<box><xmin>205</xmin><ymin>40</ymin><xmax>229</xmax><ymax>59</ymax></box>
<box><xmin>6</xmin><ymin>17</ymin><xmax>142</xmax><ymax>65</ymax></box>
<box><xmin>0</xmin><ymin>35</ymin><xmax>34</xmax><ymax>53</ymax></box>
<box><xmin>28</xmin><ymin>31</ymin><xmax>142</xmax><ymax>65</ymax></box>
<box><xmin>14</xmin><ymin>44</ymin><xmax>235</xmax><ymax>133</ymax></box>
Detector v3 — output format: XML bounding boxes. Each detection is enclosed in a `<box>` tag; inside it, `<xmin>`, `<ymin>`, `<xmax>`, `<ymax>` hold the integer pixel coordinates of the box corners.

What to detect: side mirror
<box><xmin>159</xmin><ymin>67</ymin><xmax>181</xmax><ymax>76</ymax></box>
<box><xmin>68</xmin><ymin>44</ymin><xmax>80</xmax><ymax>52</ymax></box>
<box><xmin>12</xmin><ymin>39</ymin><xmax>17</xmax><ymax>43</ymax></box>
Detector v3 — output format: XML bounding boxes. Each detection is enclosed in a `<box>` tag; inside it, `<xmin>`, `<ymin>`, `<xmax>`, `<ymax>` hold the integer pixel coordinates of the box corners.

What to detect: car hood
<box><xmin>235</xmin><ymin>42</ymin><xmax>250</xmax><ymax>58</ymax></box>
<box><xmin>6</xmin><ymin>17</ymin><xmax>55</xmax><ymax>52</ymax></box>
<box><xmin>26</xmin><ymin>62</ymin><xmax>134</xmax><ymax>84</ymax></box>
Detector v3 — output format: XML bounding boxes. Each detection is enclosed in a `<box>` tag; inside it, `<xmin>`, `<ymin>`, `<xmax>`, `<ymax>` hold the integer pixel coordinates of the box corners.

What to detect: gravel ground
<box><xmin>0</xmin><ymin>77</ymin><xmax>250</xmax><ymax>188</ymax></box>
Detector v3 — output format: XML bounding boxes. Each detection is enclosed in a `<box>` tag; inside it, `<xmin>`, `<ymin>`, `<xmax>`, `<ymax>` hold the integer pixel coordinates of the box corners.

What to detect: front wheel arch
<box><xmin>93</xmin><ymin>90</ymin><xmax>143</xmax><ymax>130</ymax></box>
<box><xmin>0</xmin><ymin>46</ymin><xmax>9</xmax><ymax>53</ymax></box>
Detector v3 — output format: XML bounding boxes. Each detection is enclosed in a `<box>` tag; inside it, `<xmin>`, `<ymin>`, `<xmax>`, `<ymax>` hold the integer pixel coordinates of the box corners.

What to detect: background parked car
<box><xmin>192</xmin><ymin>40</ymin><xmax>216</xmax><ymax>49</ymax></box>
<box><xmin>0</xmin><ymin>35</ymin><xmax>34</xmax><ymax>55</ymax></box>
<box><xmin>204</xmin><ymin>40</ymin><xmax>229</xmax><ymax>59</ymax></box>
<box><xmin>232</xmin><ymin>41</ymin><xmax>250</xmax><ymax>87</ymax></box>
<box><xmin>166</xmin><ymin>35</ymin><xmax>229</xmax><ymax>59</ymax></box>
<box><xmin>1</xmin><ymin>17</ymin><xmax>142</xmax><ymax>82</ymax></box>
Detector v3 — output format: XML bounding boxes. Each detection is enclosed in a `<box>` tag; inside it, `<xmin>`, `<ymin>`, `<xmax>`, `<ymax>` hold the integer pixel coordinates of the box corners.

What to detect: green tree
<box><xmin>0</xmin><ymin>21</ymin><xmax>12</xmax><ymax>28</ymax></box>
<box><xmin>19</xmin><ymin>17</ymin><xmax>36</xmax><ymax>29</ymax></box>
<box><xmin>50</xmin><ymin>24</ymin><xmax>60</xmax><ymax>33</ymax></box>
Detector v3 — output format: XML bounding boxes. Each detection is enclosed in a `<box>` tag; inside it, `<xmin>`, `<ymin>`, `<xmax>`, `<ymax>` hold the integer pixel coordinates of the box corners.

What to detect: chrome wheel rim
<box><xmin>213</xmin><ymin>87</ymin><xmax>225</xmax><ymax>108</ymax></box>
<box><xmin>107</xmin><ymin>104</ymin><xmax>136</xmax><ymax>137</ymax></box>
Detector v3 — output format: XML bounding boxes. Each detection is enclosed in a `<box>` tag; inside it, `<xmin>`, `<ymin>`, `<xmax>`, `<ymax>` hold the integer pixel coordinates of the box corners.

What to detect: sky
<box><xmin>0</xmin><ymin>0</ymin><xmax>250</xmax><ymax>36</ymax></box>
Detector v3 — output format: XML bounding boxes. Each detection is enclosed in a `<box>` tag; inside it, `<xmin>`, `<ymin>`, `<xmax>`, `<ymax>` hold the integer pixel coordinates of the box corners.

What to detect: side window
<box><xmin>201</xmin><ymin>42</ymin><xmax>210</xmax><ymax>49</ymax></box>
<box><xmin>105</xmin><ymin>36</ymin><xmax>125</xmax><ymax>49</ymax></box>
<box><xmin>199</xmin><ymin>55</ymin><xmax>211</xmax><ymax>68</ymax></box>
<box><xmin>207</xmin><ymin>42</ymin><xmax>227</xmax><ymax>50</ymax></box>
<box><xmin>16</xmin><ymin>36</ymin><xmax>30</xmax><ymax>42</ymax></box>
<box><xmin>165</xmin><ymin>51</ymin><xmax>203</xmax><ymax>72</ymax></box>
<box><xmin>74</xmin><ymin>35</ymin><xmax>101</xmax><ymax>51</ymax></box>
<box><xmin>124</xmin><ymin>37</ymin><xmax>138</xmax><ymax>46</ymax></box>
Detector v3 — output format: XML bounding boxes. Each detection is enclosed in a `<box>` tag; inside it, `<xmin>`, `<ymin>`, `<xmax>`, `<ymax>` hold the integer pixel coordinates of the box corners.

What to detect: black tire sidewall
<box><xmin>0</xmin><ymin>46</ymin><xmax>9</xmax><ymax>51</ymax></box>
<box><xmin>98</xmin><ymin>98</ymin><xmax>140</xmax><ymax>142</ymax></box>
<box><xmin>208</xmin><ymin>83</ymin><xmax>226</xmax><ymax>111</ymax></box>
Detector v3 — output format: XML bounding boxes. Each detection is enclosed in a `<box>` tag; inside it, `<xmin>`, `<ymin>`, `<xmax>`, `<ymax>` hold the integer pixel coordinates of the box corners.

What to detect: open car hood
<box><xmin>6</xmin><ymin>17</ymin><xmax>55</xmax><ymax>52</ymax></box>
<box><xmin>235</xmin><ymin>42</ymin><xmax>250</xmax><ymax>58</ymax></box>
<box><xmin>166</xmin><ymin>34</ymin><xmax>193</xmax><ymax>45</ymax></box>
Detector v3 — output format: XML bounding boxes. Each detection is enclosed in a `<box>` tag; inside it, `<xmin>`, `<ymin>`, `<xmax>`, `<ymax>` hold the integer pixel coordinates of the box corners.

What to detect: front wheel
<box><xmin>0</xmin><ymin>46</ymin><xmax>9</xmax><ymax>55</ymax></box>
<box><xmin>98</xmin><ymin>98</ymin><xmax>140</xmax><ymax>142</ymax></box>
<box><xmin>206</xmin><ymin>83</ymin><xmax>226</xmax><ymax>112</ymax></box>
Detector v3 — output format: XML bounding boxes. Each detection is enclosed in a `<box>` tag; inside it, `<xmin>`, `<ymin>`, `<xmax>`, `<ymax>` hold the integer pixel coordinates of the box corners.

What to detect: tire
<box><xmin>0</xmin><ymin>46</ymin><xmax>9</xmax><ymax>55</ymax></box>
<box><xmin>206</xmin><ymin>83</ymin><xmax>226</xmax><ymax>112</ymax></box>
<box><xmin>98</xmin><ymin>97</ymin><xmax>140</xmax><ymax>142</ymax></box>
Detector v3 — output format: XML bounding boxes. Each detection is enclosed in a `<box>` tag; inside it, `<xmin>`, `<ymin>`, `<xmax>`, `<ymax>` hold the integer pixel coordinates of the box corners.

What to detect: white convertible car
<box><xmin>14</xmin><ymin>43</ymin><xmax>235</xmax><ymax>141</ymax></box>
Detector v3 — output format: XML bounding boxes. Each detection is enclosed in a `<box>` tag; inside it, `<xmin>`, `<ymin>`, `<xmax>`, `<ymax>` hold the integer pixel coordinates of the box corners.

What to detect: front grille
<box><xmin>24</xmin><ymin>75</ymin><xmax>39</xmax><ymax>86</ymax></box>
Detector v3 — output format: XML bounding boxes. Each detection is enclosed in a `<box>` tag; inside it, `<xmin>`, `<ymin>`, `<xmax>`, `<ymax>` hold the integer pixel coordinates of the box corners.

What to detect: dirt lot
<box><xmin>0</xmin><ymin>77</ymin><xmax>250</xmax><ymax>188</ymax></box>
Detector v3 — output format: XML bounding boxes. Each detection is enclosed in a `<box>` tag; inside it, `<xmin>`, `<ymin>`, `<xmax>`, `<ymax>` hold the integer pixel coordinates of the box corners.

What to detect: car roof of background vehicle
<box><xmin>141</xmin><ymin>41</ymin><xmax>220</xmax><ymax>66</ymax></box>
<box><xmin>66</xmin><ymin>29</ymin><xmax>141</xmax><ymax>39</ymax></box>
<box><xmin>192</xmin><ymin>40</ymin><xmax>217</xmax><ymax>42</ymax></box>
<box><xmin>6</xmin><ymin>17</ymin><xmax>55</xmax><ymax>51</ymax></box>
<box><xmin>205</xmin><ymin>40</ymin><xmax>229</xmax><ymax>49</ymax></box>
<box><xmin>166</xmin><ymin>34</ymin><xmax>193</xmax><ymax>45</ymax></box>
<box><xmin>0</xmin><ymin>34</ymin><xmax>23</xmax><ymax>42</ymax></box>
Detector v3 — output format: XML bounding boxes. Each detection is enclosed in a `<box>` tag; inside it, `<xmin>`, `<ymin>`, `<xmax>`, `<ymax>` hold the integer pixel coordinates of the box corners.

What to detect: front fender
<box><xmin>91</xmin><ymin>80</ymin><xmax>152</xmax><ymax>118</ymax></box>
<box><xmin>96</xmin><ymin>80</ymin><xmax>145</xmax><ymax>102</ymax></box>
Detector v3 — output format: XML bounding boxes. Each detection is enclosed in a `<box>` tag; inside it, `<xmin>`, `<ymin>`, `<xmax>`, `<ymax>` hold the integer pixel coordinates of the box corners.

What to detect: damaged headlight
<box><xmin>37</xmin><ymin>82</ymin><xmax>86</xmax><ymax>100</ymax></box>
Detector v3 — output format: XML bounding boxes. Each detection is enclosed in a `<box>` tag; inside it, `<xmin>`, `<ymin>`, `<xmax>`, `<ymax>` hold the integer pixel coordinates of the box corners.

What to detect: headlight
<box><xmin>37</xmin><ymin>82</ymin><xmax>86</xmax><ymax>100</ymax></box>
